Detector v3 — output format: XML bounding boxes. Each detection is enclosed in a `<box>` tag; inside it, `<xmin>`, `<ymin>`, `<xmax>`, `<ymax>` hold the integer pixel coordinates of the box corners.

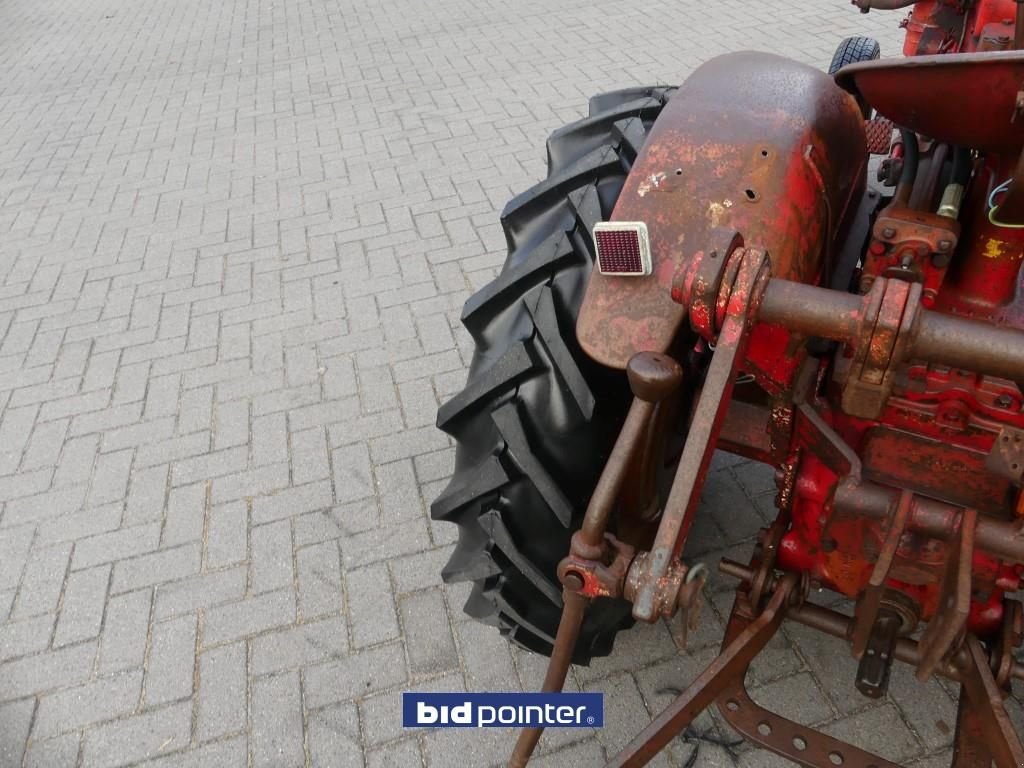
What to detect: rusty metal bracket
<box><xmin>851</xmin><ymin>488</ymin><xmax>912</xmax><ymax>659</ymax></box>
<box><xmin>955</xmin><ymin>634</ymin><xmax>1024</xmax><ymax>768</ymax></box>
<box><xmin>917</xmin><ymin>508</ymin><xmax>977</xmax><ymax>681</ymax></box>
<box><xmin>558</xmin><ymin>532</ymin><xmax>635</xmax><ymax>600</ymax></box>
<box><xmin>605</xmin><ymin>575</ymin><xmax>798</xmax><ymax>767</ymax></box>
<box><xmin>986</xmin><ymin>425</ymin><xmax>1024</xmax><ymax>486</ymax></box>
<box><xmin>841</xmin><ymin>278</ymin><xmax>923</xmax><ymax>419</ymax></box>
<box><xmin>951</xmin><ymin>688</ymin><xmax>995</xmax><ymax>768</ymax></box>
<box><xmin>631</xmin><ymin>247</ymin><xmax>771</xmax><ymax>623</ymax></box>
<box><xmin>713</xmin><ymin>574</ymin><xmax>901</xmax><ymax>768</ymax></box>
<box><xmin>718</xmin><ymin>685</ymin><xmax>901</xmax><ymax>768</ymax></box>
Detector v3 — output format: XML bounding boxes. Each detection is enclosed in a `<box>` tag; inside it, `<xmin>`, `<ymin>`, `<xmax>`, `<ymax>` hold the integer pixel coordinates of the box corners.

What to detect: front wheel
<box><xmin>829</xmin><ymin>36</ymin><xmax>880</xmax><ymax>119</ymax></box>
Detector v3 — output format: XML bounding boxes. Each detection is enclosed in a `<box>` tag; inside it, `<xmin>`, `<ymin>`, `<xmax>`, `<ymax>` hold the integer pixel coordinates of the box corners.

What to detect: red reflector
<box><xmin>593</xmin><ymin>222</ymin><xmax>652</xmax><ymax>276</ymax></box>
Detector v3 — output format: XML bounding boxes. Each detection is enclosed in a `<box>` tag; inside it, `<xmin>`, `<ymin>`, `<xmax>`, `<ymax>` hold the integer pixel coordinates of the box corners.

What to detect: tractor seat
<box><xmin>835</xmin><ymin>51</ymin><xmax>1024</xmax><ymax>154</ymax></box>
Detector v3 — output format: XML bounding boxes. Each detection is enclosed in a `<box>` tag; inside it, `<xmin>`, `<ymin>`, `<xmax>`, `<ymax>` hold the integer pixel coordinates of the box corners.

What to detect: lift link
<box><xmin>507</xmin><ymin>350</ymin><xmax>683</xmax><ymax>768</ymax></box>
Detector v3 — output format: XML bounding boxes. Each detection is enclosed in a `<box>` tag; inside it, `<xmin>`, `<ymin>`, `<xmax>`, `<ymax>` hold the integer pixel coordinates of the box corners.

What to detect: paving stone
<box><xmin>205</xmin><ymin>501</ymin><xmax>248</xmax><ymax>568</ymax></box>
<box><xmin>197</xmin><ymin>642</ymin><xmax>247</xmax><ymax>742</ymax></box>
<box><xmin>88</xmin><ymin>448</ymin><xmax>134</xmax><ymax>506</ymax></box>
<box><xmin>251</xmin><ymin>479</ymin><xmax>333</xmax><ymax>524</ymax></box>
<box><xmin>0</xmin><ymin>641</ymin><xmax>96</xmax><ymax>700</ymax></box>
<box><xmin>33</xmin><ymin>669</ymin><xmax>143</xmax><ymax>739</ymax></box>
<box><xmin>783</xmin><ymin>620</ymin><xmax>866</xmax><ymax>715</ymax></box>
<box><xmin>399</xmin><ymin>588</ymin><xmax>457</xmax><ymax>675</ymax></box>
<box><xmin>332</xmin><ymin>443</ymin><xmax>375</xmax><ymax>504</ymax></box>
<box><xmin>5</xmin><ymin>483</ymin><xmax>88</xmax><ymax>527</ymax></box>
<box><xmin>456</xmin><ymin>619</ymin><xmax>519</xmax><ymax>692</ymax></box>
<box><xmin>81</xmin><ymin>701</ymin><xmax>192</xmax><ymax>768</ymax></box>
<box><xmin>0</xmin><ymin>613</ymin><xmax>54</xmax><ymax>662</ymax></box>
<box><xmin>145</xmin><ymin>615</ymin><xmax>198</xmax><ymax>706</ymax></box>
<box><xmin>98</xmin><ymin>590</ymin><xmax>152</xmax><ymax>674</ymax></box>
<box><xmin>251</xmin><ymin>672</ymin><xmax>306</xmax><ymax>768</ymax></box>
<box><xmin>576</xmin><ymin>620</ymin><xmax>677</xmax><ymax>684</ymax></box>
<box><xmin>303</xmin><ymin>642</ymin><xmax>408</xmax><ymax>708</ymax></box>
<box><xmin>11</xmin><ymin>543</ymin><xmax>72</xmax><ymax>619</ymax></box>
<box><xmin>53</xmin><ymin>564</ymin><xmax>110</xmax><ymax>646</ymax></box>
<box><xmin>748</xmin><ymin>671</ymin><xmax>834</xmax><ymax>726</ymax></box>
<box><xmin>359</xmin><ymin>670</ymin><xmax>464</xmax><ymax>748</ymax></box>
<box><xmin>886</xmin><ymin>662</ymin><xmax>957</xmax><ymax>753</ymax></box>
<box><xmin>365</xmin><ymin>737</ymin><xmax>422</xmax><ymax>768</ymax></box>
<box><xmin>0</xmin><ymin>697</ymin><xmax>34</xmax><ymax>767</ymax></box>
<box><xmin>112</xmin><ymin>543</ymin><xmax>201</xmax><ymax>593</ymax></box>
<box><xmin>633</xmin><ymin>647</ymin><xmax>726</xmax><ymax>751</ymax></box>
<box><xmin>345</xmin><ymin>563</ymin><xmax>399</xmax><ymax>649</ymax></box>
<box><xmin>0</xmin><ymin>524</ymin><xmax>34</xmax><ymax>591</ymax></box>
<box><xmin>250</xmin><ymin>616</ymin><xmax>348</xmax><ymax>676</ymax></box>
<box><xmin>583</xmin><ymin>671</ymin><xmax>672</xmax><ymax>767</ymax></box>
<box><xmin>821</xmin><ymin>703</ymin><xmax>923</xmax><ymax>764</ymax></box>
<box><xmin>153</xmin><ymin>567</ymin><xmax>247</xmax><ymax>620</ymax></box>
<box><xmin>125</xmin><ymin>463</ymin><xmax>170</xmax><ymax>525</ymax></box>
<box><xmin>297</xmin><ymin>541</ymin><xmax>343</xmax><ymax>619</ymax></box>
<box><xmin>38</xmin><ymin>503</ymin><xmax>123</xmax><ymax>548</ymax></box>
<box><xmin>135</xmin><ymin>736</ymin><xmax>247</xmax><ymax>768</ymax></box>
<box><xmin>24</xmin><ymin>733</ymin><xmax>81</xmax><ymax>768</ymax></box>
<box><xmin>250</xmin><ymin>521</ymin><xmax>293</xmax><ymax>594</ymax></box>
<box><xmin>422</xmin><ymin>725</ymin><xmax>520</xmax><ymax>768</ymax></box>
<box><xmin>202</xmin><ymin>588</ymin><xmax>296</xmax><ymax>646</ymax></box>
<box><xmin>163</xmin><ymin>482</ymin><xmax>207</xmax><ymax>547</ymax></box>
<box><xmin>72</xmin><ymin>524</ymin><xmax>161</xmax><ymax>570</ymax></box>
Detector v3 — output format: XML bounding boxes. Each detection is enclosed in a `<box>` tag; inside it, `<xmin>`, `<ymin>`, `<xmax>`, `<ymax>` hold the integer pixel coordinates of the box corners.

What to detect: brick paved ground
<box><xmin>1</xmin><ymin>1</ymin><xmax>1013</xmax><ymax>766</ymax></box>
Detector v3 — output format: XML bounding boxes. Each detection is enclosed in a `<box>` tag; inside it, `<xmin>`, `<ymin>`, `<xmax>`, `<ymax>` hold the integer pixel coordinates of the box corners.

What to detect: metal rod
<box><xmin>508</xmin><ymin>588</ymin><xmax>588</xmax><ymax>768</ymax></box>
<box><xmin>912</xmin><ymin>311</ymin><xmax>1024</xmax><ymax>383</ymax></box>
<box><xmin>578</xmin><ymin>398</ymin><xmax>655</xmax><ymax>549</ymax></box>
<box><xmin>833</xmin><ymin>481</ymin><xmax>1024</xmax><ymax>566</ymax></box>
<box><xmin>758</xmin><ymin>279</ymin><xmax>1024</xmax><ymax>384</ymax></box>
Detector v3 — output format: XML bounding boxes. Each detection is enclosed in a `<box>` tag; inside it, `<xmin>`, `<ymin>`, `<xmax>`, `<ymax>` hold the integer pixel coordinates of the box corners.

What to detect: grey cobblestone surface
<box><xmin>0</xmin><ymin>0</ymin><xmax>1012</xmax><ymax>766</ymax></box>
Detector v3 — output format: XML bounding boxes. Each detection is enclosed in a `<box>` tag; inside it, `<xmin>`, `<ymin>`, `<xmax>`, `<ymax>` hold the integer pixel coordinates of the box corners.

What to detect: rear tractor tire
<box><xmin>431</xmin><ymin>86</ymin><xmax>676</xmax><ymax>663</ymax></box>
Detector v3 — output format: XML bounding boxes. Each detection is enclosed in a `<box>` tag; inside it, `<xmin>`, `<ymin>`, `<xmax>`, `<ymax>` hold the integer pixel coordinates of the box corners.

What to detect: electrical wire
<box><xmin>988</xmin><ymin>180</ymin><xmax>1024</xmax><ymax>229</ymax></box>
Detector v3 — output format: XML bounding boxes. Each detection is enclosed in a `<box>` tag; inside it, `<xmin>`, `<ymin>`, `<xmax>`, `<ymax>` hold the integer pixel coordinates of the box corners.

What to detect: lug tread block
<box><xmin>500</xmin><ymin>145</ymin><xmax>622</xmax><ymax>229</ymax></box>
<box><xmin>441</xmin><ymin>524</ymin><xmax>503</xmax><ymax>583</ymax></box>
<box><xmin>587</xmin><ymin>86</ymin><xmax>675</xmax><ymax>117</ymax></box>
<box><xmin>460</xmin><ymin>230</ymin><xmax>576</xmax><ymax>334</ymax></box>
<box><xmin>525</xmin><ymin>286</ymin><xmax>595</xmax><ymax>423</ymax></box>
<box><xmin>546</xmin><ymin>93</ymin><xmax>671</xmax><ymax>169</ymax></box>
<box><xmin>492</xmin><ymin>401</ymin><xmax>575</xmax><ymax>527</ymax></box>
<box><xmin>435</xmin><ymin>341</ymin><xmax>535</xmax><ymax>432</ymax></box>
<box><xmin>431</xmin><ymin>451</ymin><xmax>510</xmax><ymax>521</ymax></box>
<box><xmin>612</xmin><ymin>116</ymin><xmax>651</xmax><ymax>167</ymax></box>
<box><xmin>479</xmin><ymin>509</ymin><xmax>563</xmax><ymax>605</ymax></box>
<box><xmin>463</xmin><ymin>585</ymin><xmax>503</xmax><ymax>624</ymax></box>
<box><xmin>565</xmin><ymin>183</ymin><xmax>604</xmax><ymax>248</ymax></box>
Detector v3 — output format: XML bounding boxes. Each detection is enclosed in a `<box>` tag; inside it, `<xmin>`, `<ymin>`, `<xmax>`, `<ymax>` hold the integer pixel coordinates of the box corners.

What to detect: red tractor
<box><xmin>433</xmin><ymin>1</ymin><xmax>1024</xmax><ymax>765</ymax></box>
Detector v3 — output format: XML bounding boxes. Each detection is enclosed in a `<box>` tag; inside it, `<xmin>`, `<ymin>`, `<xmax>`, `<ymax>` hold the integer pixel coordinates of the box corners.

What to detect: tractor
<box><xmin>432</xmin><ymin>1</ymin><xmax>1024</xmax><ymax>765</ymax></box>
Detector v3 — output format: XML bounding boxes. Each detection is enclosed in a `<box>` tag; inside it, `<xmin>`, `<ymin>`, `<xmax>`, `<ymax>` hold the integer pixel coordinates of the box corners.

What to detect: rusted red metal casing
<box><xmin>577</xmin><ymin>51</ymin><xmax>868</xmax><ymax>371</ymax></box>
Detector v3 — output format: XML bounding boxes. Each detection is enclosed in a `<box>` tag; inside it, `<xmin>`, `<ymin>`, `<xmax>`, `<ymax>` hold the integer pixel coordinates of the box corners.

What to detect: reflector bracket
<box><xmin>594</xmin><ymin>222</ymin><xmax>652</xmax><ymax>276</ymax></box>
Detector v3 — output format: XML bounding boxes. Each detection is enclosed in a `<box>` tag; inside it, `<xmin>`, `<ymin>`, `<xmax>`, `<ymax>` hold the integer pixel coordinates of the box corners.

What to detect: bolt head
<box><xmin>998</xmin><ymin>394</ymin><xmax>1014</xmax><ymax>409</ymax></box>
<box><xmin>881</xmin><ymin>227</ymin><xmax>896</xmax><ymax>239</ymax></box>
<box><xmin>938</xmin><ymin>239</ymin><xmax>952</xmax><ymax>252</ymax></box>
